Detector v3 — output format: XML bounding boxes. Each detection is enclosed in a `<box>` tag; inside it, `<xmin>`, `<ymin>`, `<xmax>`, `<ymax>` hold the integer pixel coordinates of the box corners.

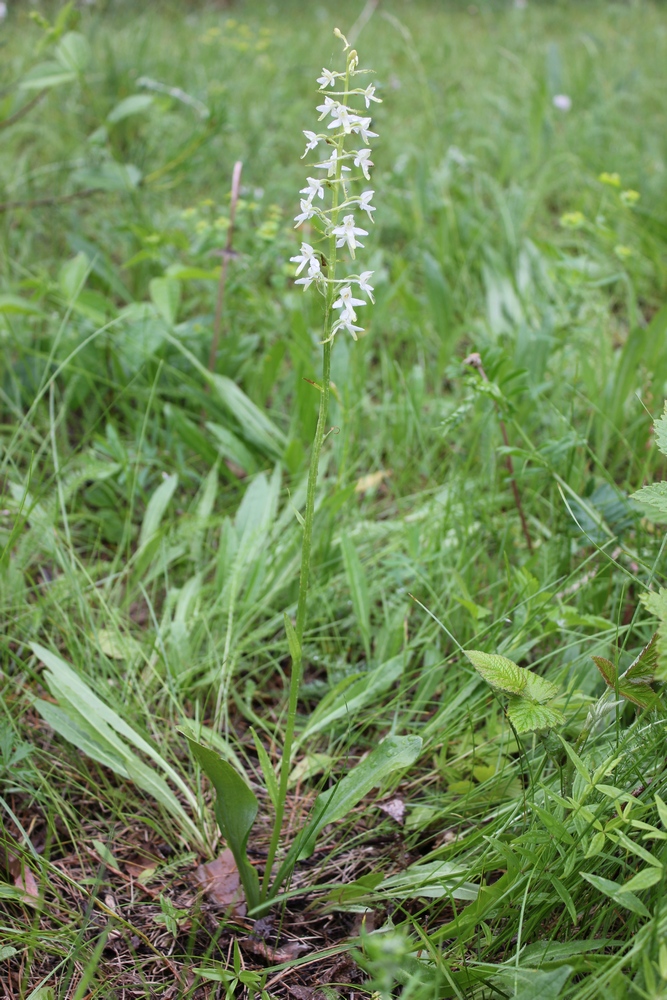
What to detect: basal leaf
<box><xmin>185</xmin><ymin>738</ymin><xmax>260</xmax><ymax>911</ymax></box>
<box><xmin>465</xmin><ymin>651</ymin><xmax>527</xmax><ymax>695</ymax></box>
<box><xmin>507</xmin><ymin>697</ymin><xmax>564</xmax><ymax>733</ymax></box>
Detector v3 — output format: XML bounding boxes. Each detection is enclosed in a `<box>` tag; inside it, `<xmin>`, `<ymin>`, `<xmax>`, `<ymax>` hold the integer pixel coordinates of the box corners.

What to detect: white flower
<box><xmin>333</xmin><ymin>285</ymin><xmax>366</xmax><ymax>320</ymax></box>
<box><xmin>314</xmin><ymin>149</ymin><xmax>351</xmax><ymax>178</ymax></box>
<box><xmin>331</xmin><ymin>316</ymin><xmax>364</xmax><ymax>341</ymax></box>
<box><xmin>351</xmin><ymin>117</ymin><xmax>378</xmax><ymax>144</ymax></box>
<box><xmin>302</xmin><ymin>130</ymin><xmax>320</xmax><ymax>157</ymax></box>
<box><xmin>316</xmin><ymin>96</ymin><xmax>337</xmax><ymax>120</ymax></box>
<box><xmin>332</xmin><ymin>214</ymin><xmax>368</xmax><ymax>256</ymax></box>
<box><xmin>357</xmin><ymin>190</ymin><xmax>376</xmax><ymax>221</ymax></box>
<box><xmin>317</xmin><ymin>68</ymin><xmax>337</xmax><ymax>89</ymax></box>
<box><xmin>361</xmin><ymin>84</ymin><xmax>382</xmax><ymax>108</ymax></box>
<box><xmin>353</xmin><ymin>148</ymin><xmax>374</xmax><ymax>180</ymax></box>
<box><xmin>290</xmin><ymin>242</ymin><xmax>317</xmax><ymax>275</ymax></box>
<box><xmin>296</xmin><ymin>256</ymin><xmax>321</xmax><ymax>290</ymax></box>
<box><xmin>357</xmin><ymin>271</ymin><xmax>375</xmax><ymax>303</ymax></box>
<box><xmin>294</xmin><ymin>199</ymin><xmax>317</xmax><ymax>227</ymax></box>
<box><xmin>328</xmin><ymin>105</ymin><xmax>361</xmax><ymax>134</ymax></box>
<box><xmin>553</xmin><ymin>94</ymin><xmax>572</xmax><ymax>112</ymax></box>
<box><xmin>300</xmin><ymin>177</ymin><xmax>325</xmax><ymax>202</ymax></box>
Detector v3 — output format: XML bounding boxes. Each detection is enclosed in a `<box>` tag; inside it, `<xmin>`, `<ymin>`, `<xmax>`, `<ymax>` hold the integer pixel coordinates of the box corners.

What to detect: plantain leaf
<box><xmin>580</xmin><ymin>871</ymin><xmax>650</xmax><ymax>917</ymax></box>
<box><xmin>465</xmin><ymin>651</ymin><xmax>527</xmax><ymax>695</ymax></box>
<box><xmin>185</xmin><ymin>738</ymin><xmax>260</xmax><ymax>911</ymax></box>
<box><xmin>507</xmin><ymin>697</ymin><xmax>565</xmax><ymax>734</ymax></box>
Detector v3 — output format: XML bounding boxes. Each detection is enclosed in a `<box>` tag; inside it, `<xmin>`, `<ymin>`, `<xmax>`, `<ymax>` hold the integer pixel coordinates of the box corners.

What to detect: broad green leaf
<box><xmin>149</xmin><ymin>277</ymin><xmax>180</xmax><ymax>326</ymax></box>
<box><xmin>580</xmin><ymin>871</ymin><xmax>650</xmax><ymax>917</ymax></box>
<box><xmin>623</xmin><ymin>867</ymin><xmax>664</xmax><ymax>893</ymax></box>
<box><xmin>291</xmin><ymin>735</ymin><xmax>422</xmax><ymax>866</ymax></box>
<box><xmin>0</xmin><ymin>294</ymin><xmax>44</xmax><ymax>316</ymax></box>
<box><xmin>630</xmin><ymin>482</ymin><xmax>667</xmax><ymax>514</ymax></box>
<box><xmin>549</xmin><ymin>875</ymin><xmax>577</xmax><ymax>924</ymax></box>
<box><xmin>507</xmin><ymin>697</ymin><xmax>564</xmax><ymax>733</ymax></box>
<box><xmin>55</xmin><ymin>32</ymin><xmax>91</xmax><ymax>73</ymax></box>
<box><xmin>107</xmin><ymin>94</ymin><xmax>155</xmax><ymax>123</ymax></box>
<box><xmin>19</xmin><ymin>61</ymin><xmax>77</xmax><ymax>91</ymax></box>
<box><xmin>513</xmin><ymin>966</ymin><xmax>572</xmax><ymax>1000</ymax></box>
<box><xmin>185</xmin><ymin>738</ymin><xmax>260</xmax><ymax>910</ymax></box>
<box><xmin>341</xmin><ymin>534</ymin><xmax>371</xmax><ymax>659</ymax></box>
<box><xmin>211</xmin><ymin>374</ymin><xmax>286</xmax><ymax>460</ymax></box>
<box><xmin>206</xmin><ymin>423</ymin><xmax>258</xmax><ymax>475</ymax></box>
<box><xmin>465</xmin><ymin>651</ymin><xmax>527</xmax><ymax>695</ymax></box>
<box><xmin>139</xmin><ymin>474</ymin><xmax>178</xmax><ymax>547</ymax></box>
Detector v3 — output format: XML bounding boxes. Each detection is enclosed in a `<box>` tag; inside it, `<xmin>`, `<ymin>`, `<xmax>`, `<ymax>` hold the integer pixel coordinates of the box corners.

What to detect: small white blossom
<box><xmin>351</xmin><ymin>117</ymin><xmax>378</xmax><ymax>144</ymax></box>
<box><xmin>357</xmin><ymin>190</ymin><xmax>376</xmax><ymax>221</ymax></box>
<box><xmin>361</xmin><ymin>84</ymin><xmax>382</xmax><ymax>108</ymax></box>
<box><xmin>294</xmin><ymin>199</ymin><xmax>317</xmax><ymax>228</ymax></box>
<box><xmin>316</xmin><ymin>96</ymin><xmax>337</xmax><ymax>120</ymax></box>
<box><xmin>315</xmin><ymin>149</ymin><xmax>351</xmax><ymax>178</ymax></box>
<box><xmin>296</xmin><ymin>256</ymin><xmax>321</xmax><ymax>290</ymax></box>
<box><xmin>353</xmin><ymin>148</ymin><xmax>374</xmax><ymax>180</ymax></box>
<box><xmin>317</xmin><ymin>68</ymin><xmax>337</xmax><ymax>89</ymax></box>
<box><xmin>328</xmin><ymin>105</ymin><xmax>361</xmax><ymax>134</ymax></box>
<box><xmin>553</xmin><ymin>94</ymin><xmax>572</xmax><ymax>112</ymax></box>
<box><xmin>300</xmin><ymin>177</ymin><xmax>325</xmax><ymax>202</ymax></box>
<box><xmin>332</xmin><ymin>214</ymin><xmax>368</xmax><ymax>256</ymax></box>
<box><xmin>333</xmin><ymin>285</ymin><xmax>366</xmax><ymax>320</ymax></box>
<box><xmin>302</xmin><ymin>130</ymin><xmax>321</xmax><ymax>157</ymax></box>
<box><xmin>331</xmin><ymin>316</ymin><xmax>364</xmax><ymax>341</ymax></box>
<box><xmin>357</xmin><ymin>271</ymin><xmax>375</xmax><ymax>303</ymax></box>
<box><xmin>290</xmin><ymin>242</ymin><xmax>317</xmax><ymax>275</ymax></box>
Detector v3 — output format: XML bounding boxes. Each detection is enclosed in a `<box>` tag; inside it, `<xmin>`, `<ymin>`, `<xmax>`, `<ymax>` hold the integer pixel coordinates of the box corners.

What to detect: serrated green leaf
<box><xmin>624</xmin><ymin>633</ymin><xmax>658</xmax><ymax>681</ymax></box>
<box><xmin>654</xmin><ymin>401</ymin><xmax>667</xmax><ymax>457</ymax></box>
<box><xmin>580</xmin><ymin>871</ymin><xmax>651</xmax><ymax>917</ymax></box>
<box><xmin>592</xmin><ymin>655</ymin><xmax>617</xmax><ymax>687</ymax></box>
<box><xmin>630</xmin><ymin>482</ymin><xmax>667</xmax><ymax>513</ymax></box>
<box><xmin>524</xmin><ymin>671</ymin><xmax>560</xmax><ymax>703</ymax></box>
<box><xmin>639</xmin><ymin>591</ymin><xmax>667</xmax><ymax>680</ymax></box>
<box><xmin>465</xmin><ymin>651</ymin><xmax>527</xmax><ymax>695</ymax></box>
<box><xmin>507</xmin><ymin>697</ymin><xmax>565</xmax><ymax>733</ymax></box>
<box><xmin>185</xmin><ymin>737</ymin><xmax>259</xmax><ymax>911</ymax></box>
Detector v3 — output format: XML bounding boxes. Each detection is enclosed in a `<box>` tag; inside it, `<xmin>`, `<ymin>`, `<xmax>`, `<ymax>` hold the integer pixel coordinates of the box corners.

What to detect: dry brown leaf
<box><xmin>355</xmin><ymin>469</ymin><xmax>391</xmax><ymax>494</ymax></box>
<box><xmin>242</xmin><ymin>937</ymin><xmax>309</xmax><ymax>963</ymax></box>
<box><xmin>192</xmin><ymin>848</ymin><xmax>246</xmax><ymax>916</ymax></box>
<box><xmin>11</xmin><ymin>859</ymin><xmax>39</xmax><ymax>904</ymax></box>
<box><xmin>379</xmin><ymin>797</ymin><xmax>405</xmax><ymax>825</ymax></box>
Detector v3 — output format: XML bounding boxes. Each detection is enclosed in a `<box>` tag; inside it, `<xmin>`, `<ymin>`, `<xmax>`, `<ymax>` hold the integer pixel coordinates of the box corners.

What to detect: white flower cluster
<box><xmin>290</xmin><ymin>34</ymin><xmax>381</xmax><ymax>342</ymax></box>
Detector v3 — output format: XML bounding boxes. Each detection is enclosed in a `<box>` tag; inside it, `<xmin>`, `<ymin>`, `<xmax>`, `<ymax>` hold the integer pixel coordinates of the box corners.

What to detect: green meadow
<box><xmin>2</xmin><ymin>0</ymin><xmax>667</xmax><ymax>996</ymax></box>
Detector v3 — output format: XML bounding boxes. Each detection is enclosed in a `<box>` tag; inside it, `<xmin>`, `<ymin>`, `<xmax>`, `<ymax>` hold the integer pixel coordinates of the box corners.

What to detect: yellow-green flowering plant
<box><xmin>188</xmin><ymin>29</ymin><xmax>422</xmax><ymax>915</ymax></box>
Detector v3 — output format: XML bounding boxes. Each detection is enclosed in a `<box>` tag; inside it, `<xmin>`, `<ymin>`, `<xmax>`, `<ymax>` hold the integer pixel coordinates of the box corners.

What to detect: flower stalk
<box><xmin>260</xmin><ymin>30</ymin><xmax>381</xmax><ymax>901</ymax></box>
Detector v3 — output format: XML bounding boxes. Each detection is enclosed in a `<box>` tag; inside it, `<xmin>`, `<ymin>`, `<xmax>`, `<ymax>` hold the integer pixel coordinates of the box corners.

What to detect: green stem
<box><xmin>261</xmin><ymin>342</ymin><xmax>332</xmax><ymax>899</ymax></box>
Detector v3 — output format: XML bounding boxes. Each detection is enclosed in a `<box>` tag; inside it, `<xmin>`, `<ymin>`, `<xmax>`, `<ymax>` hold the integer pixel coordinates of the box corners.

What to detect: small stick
<box><xmin>0</xmin><ymin>89</ymin><xmax>48</xmax><ymax>130</ymax></box>
<box><xmin>0</xmin><ymin>187</ymin><xmax>102</xmax><ymax>214</ymax></box>
<box><xmin>464</xmin><ymin>352</ymin><xmax>534</xmax><ymax>553</ymax></box>
<box><xmin>207</xmin><ymin>160</ymin><xmax>243</xmax><ymax>374</ymax></box>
